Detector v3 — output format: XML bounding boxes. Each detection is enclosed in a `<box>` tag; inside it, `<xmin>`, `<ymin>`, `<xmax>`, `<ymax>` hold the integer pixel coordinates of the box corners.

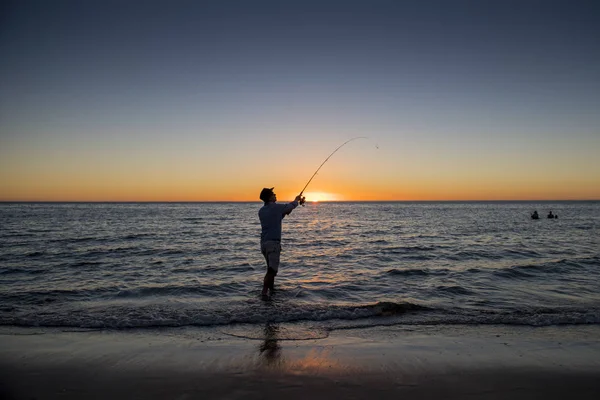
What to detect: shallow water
<box><xmin>1</xmin><ymin>201</ymin><xmax>599</xmax><ymax>330</ymax></box>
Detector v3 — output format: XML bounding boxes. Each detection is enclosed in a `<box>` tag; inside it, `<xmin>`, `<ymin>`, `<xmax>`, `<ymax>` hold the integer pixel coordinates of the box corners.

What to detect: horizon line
<box><xmin>1</xmin><ymin>199</ymin><xmax>598</xmax><ymax>204</ymax></box>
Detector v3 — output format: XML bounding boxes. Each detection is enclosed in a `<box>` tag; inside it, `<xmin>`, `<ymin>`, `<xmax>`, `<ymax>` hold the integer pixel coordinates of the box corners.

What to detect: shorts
<box><xmin>261</xmin><ymin>240</ymin><xmax>281</xmax><ymax>274</ymax></box>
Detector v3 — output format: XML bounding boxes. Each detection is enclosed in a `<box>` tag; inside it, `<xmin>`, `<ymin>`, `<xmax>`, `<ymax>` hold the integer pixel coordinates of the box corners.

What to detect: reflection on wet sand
<box><xmin>259</xmin><ymin>323</ymin><xmax>282</xmax><ymax>367</ymax></box>
<box><xmin>257</xmin><ymin>322</ymin><xmax>346</xmax><ymax>374</ymax></box>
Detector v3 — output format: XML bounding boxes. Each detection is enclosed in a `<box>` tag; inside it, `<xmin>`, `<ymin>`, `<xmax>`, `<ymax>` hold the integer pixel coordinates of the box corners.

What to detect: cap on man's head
<box><xmin>259</xmin><ymin>187</ymin><xmax>274</xmax><ymax>202</ymax></box>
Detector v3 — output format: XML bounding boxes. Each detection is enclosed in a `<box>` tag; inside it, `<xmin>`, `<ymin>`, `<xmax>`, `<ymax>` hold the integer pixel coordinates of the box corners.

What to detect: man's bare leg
<box><xmin>262</xmin><ymin>269</ymin><xmax>276</xmax><ymax>297</ymax></box>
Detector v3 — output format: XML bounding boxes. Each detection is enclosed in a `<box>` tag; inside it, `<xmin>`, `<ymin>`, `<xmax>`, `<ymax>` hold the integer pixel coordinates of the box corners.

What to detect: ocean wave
<box><xmin>578</xmin><ymin>255</ymin><xmax>600</xmax><ymax>266</ymax></box>
<box><xmin>435</xmin><ymin>285</ymin><xmax>474</xmax><ymax>295</ymax></box>
<box><xmin>503</xmin><ymin>248</ymin><xmax>542</xmax><ymax>258</ymax></box>
<box><xmin>386</xmin><ymin>268</ymin><xmax>433</xmax><ymax>277</ymax></box>
<box><xmin>0</xmin><ymin>281</ymin><xmax>248</xmax><ymax>302</ymax></box>
<box><xmin>448</xmin><ymin>250</ymin><xmax>504</xmax><ymax>261</ymax></box>
<box><xmin>67</xmin><ymin>260</ymin><xmax>104</xmax><ymax>268</ymax></box>
<box><xmin>1</xmin><ymin>301</ymin><xmax>598</xmax><ymax>330</ymax></box>
<box><xmin>121</xmin><ymin>233</ymin><xmax>155</xmax><ymax>240</ymax></box>
<box><xmin>361</xmin><ymin>301</ymin><xmax>430</xmax><ymax>316</ymax></box>
<box><xmin>493</xmin><ymin>259</ymin><xmax>585</xmax><ymax>279</ymax></box>
<box><xmin>0</xmin><ymin>300</ymin><xmax>429</xmax><ymax>329</ymax></box>
<box><xmin>383</xmin><ymin>245</ymin><xmax>437</xmax><ymax>253</ymax></box>
<box><xmin>182</xmin><ymin>217</ymin><xmax>205</xmax><ymax>221</ymax></box>
<box><xmin>0</xmin><ymin>286</ymin><xmax>124</xmax><ymax>304</ymax></box>
<box><xmin>113</xmin><ymin>282</ymin><xmax>247</xmax><ymax>298</ymax></box>
<box><xmin>493</xmin><ymin>267</ymin><xmax>536</xmax><ymax>279</ymax></box>
<box><xmin>75</xmin><ymin>247</ymin><xmax>146</xmax><ymax>258</ymax></box>
<box><xmin>1</xmin><ymin>232</ymin><xmax>36</xmax><ymax>238</ymax></box>
<box><xmin>0</xmin><ymin>267</ymin><xmax>48</xmax><ymax>275</ymax></box>
<box><xmin>47</xmin><ymin>236</ymin><xmax>113</xmax><ymax>244</ymax></box>
<box><xmin>378</xmin><ymin>253</ymin><xmax>436</xmax><ymax>261</ymax></box>
<box><xmin>332</xmin><ymin>307</ymin><xmax>600</xmax><ymax>330</ymax></box>
<box><xmin>446</xmin><ymin>307</ymin><xmax>600</xmax><ymax>327</ymax></box>
<box><xmin>69</xmin><ymin>237</ymin><xmax>103</xmax><ymax>243</ymax></box>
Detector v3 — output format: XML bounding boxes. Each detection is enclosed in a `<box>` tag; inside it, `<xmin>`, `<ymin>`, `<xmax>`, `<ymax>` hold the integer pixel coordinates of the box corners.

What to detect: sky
<box><xmin>1</xmin><ymin>0</ymin><xmax>599</xmax><ymax>201</ymax></box>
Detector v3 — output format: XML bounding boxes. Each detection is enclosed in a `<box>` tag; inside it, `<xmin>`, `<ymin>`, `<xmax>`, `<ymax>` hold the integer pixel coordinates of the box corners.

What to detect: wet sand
<box><xmin>1</xmin><ymin>324</ymin><xmax>600</xmax><ymax>399</ymax></box>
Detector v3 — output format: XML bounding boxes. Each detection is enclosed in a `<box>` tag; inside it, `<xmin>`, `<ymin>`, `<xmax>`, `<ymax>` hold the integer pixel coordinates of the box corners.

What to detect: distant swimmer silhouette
<box><xmin>531</xmin><ymin>211</ymin><xmax>539</xmax><ymax>220</ymax></box>
<box><xmin>547</xmin><ymin>211</ymin><xmax>556</xmax><ymax>219</ymax></box>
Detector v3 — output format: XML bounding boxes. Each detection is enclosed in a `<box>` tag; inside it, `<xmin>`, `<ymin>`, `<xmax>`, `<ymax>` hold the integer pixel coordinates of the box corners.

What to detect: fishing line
<box><xmin>298</xmin><ymin>136</ymin><xmax>370</xmax><ymax>205</ymax></box>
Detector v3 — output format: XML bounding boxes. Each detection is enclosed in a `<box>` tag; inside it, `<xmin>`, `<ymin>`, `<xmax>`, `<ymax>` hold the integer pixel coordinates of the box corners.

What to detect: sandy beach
<box><xmin>1</xmin><ymin>324</ymin><xmax>599</xmax><ymax>399</ymax></box>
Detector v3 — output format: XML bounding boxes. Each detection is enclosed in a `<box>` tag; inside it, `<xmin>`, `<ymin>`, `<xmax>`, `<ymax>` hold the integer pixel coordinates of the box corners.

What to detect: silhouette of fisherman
<box><xmin>258</xmin><ymin>188</ymin><xmax>304</xmax><ymax>299</ymax></box>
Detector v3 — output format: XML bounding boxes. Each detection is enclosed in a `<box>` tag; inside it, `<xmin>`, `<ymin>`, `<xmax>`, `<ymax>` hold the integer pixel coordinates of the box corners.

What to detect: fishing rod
<box><xmin>298</xmin><ymin>137</ymin><xmax>368</xmax><ymax>205</ymax></box>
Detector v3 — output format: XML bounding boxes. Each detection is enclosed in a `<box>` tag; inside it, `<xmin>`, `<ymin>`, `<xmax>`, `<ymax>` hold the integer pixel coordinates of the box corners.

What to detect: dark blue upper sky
<box><xmin>3</xmin><ymin>0</ymin><xmax>598</xmax><ymax>108</ymax></box>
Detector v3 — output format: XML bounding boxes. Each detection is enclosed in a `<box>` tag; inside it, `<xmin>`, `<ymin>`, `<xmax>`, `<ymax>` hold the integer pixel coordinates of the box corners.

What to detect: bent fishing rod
<box><xmin>297</xmin><ymin>137</ymin><xmax>368</xmax><ymax>205</ymax></box>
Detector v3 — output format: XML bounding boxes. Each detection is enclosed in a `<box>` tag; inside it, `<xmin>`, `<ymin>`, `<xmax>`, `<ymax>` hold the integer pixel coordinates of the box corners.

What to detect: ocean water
<box><xmin>1</xmin><ymin>202</ymin><xmax>599</xmax><ymax>334</ymax></box>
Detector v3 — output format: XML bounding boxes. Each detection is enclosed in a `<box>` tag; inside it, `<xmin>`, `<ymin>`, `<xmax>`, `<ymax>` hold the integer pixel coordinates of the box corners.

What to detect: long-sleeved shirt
<box><xmin>258</xmin><ymin>201</ymin><xmax>298</xmax><ymax>243</ymax></box>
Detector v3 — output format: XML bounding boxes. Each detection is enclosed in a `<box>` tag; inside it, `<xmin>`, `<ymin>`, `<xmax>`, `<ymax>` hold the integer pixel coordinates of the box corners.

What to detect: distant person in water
<box><xmin>258</xmin><ymin>188</ymin><xmax>304</xmax><ymax>299</ymax></box>
<box><xmin>531</xmin><ymin>210</ymin><xmax>539</xmax><ymax>220</ymax></box>
<box><xmin>547</xmin><ymin>211</ymin><xmax>555</xmax><ymax>219</ymax></box>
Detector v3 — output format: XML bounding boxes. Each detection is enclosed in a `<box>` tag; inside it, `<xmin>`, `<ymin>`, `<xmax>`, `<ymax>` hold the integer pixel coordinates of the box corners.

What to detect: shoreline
<box><xmin>1</xmin><ymin>324</ymin><xmax>600</xmax><ymax>399</ymax></box>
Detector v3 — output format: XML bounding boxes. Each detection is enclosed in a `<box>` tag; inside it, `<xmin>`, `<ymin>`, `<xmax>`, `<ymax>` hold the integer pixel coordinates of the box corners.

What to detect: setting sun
<box><xmin>302</xmin><ymin>192</ymin><xmax>340</xmax><ymax>202</ymax></box>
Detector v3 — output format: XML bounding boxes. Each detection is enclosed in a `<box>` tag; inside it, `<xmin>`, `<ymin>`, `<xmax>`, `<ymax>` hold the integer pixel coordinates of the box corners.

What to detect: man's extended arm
<box><xmin>282</xmin><ymin>194</ymin><xmax>303</xmax><ymax>216</ymax></box>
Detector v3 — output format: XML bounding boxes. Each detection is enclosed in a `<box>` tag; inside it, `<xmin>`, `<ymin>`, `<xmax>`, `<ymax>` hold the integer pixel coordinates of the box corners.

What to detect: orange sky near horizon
<box><xmin>1</xmin><ymin>132</ymin><xmax>599</xmax><ymax>202</ymax></box>
<box><xmin>1</xmin><ymin>157</ymin><xmax>598</xmax><ymax>202</ymax></box>
<box><xmin>2</xmin><ymin>131</ymin><xmax>599</xmax><ymax>202</ymax></box>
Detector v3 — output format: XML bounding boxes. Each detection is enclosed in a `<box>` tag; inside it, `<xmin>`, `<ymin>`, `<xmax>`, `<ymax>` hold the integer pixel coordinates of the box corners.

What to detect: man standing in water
<box><xmin>258</xmin><ymin>187</ymin><xmax>304</xmax><ymax>299</ymax></box>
